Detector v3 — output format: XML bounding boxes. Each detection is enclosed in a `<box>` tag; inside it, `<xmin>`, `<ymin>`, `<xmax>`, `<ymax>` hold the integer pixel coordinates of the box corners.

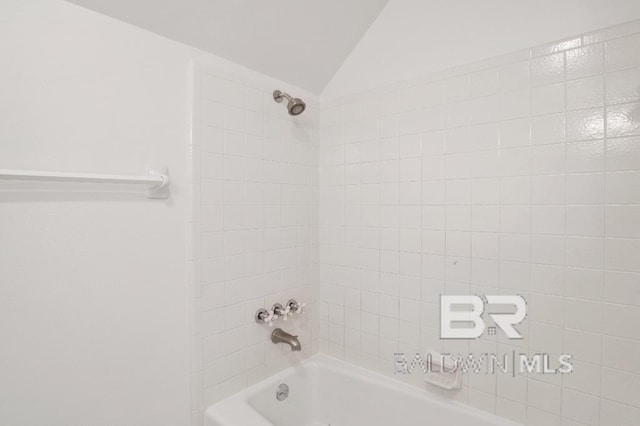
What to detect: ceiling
<box><xmin>325</xmin><ymin>0</ymin><xmax>640</xmax><ymax>97</ymax></box>
<box><xmin>64</xmin><ymin>0</ymin><xmax>390</xmax><ymax>94</ymax></box>
<box><xmin>65</xmin><ymin>0</ymin><xmax>640</xmax><ymax>96</ymax></box>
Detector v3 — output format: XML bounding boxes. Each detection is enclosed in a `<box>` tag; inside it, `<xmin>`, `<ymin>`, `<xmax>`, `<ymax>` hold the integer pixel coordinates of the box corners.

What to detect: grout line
<box><xmin>598</xmin><ymin>39</ymin><xmax>609</xmax><ymax>426</ymax></box>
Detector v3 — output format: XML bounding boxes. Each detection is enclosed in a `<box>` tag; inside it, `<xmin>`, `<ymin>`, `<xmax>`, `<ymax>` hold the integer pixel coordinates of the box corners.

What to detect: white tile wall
<box><xmin>318</xmin><ymin>21</ymin><xmax>640</xmax><ymax>426</ymax></box>
<box><xmin>188</xmin><ymin>61</ymin><xmax>320</xmax><ymax>424</ymax></box>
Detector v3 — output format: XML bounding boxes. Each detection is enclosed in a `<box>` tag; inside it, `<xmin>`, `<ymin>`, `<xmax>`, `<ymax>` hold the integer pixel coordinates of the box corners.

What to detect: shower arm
<box><xmin>273</xmin><ymin>90</ymin><xmax>292</xmax><ymax>103</ymax></box>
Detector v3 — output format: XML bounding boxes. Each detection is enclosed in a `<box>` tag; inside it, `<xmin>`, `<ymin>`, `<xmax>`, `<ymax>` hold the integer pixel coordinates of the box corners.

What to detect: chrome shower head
<box><xmin>273</xmin><ymin>90</ymin><xmax>306</xmax><ymax>116</ymax></box>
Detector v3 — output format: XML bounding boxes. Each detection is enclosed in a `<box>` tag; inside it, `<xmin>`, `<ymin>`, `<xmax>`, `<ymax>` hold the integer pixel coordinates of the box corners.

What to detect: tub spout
<box><xmin>271</xmin><ymin>328</ymin><xmax>302</xmax><ymax>352</ymax></box>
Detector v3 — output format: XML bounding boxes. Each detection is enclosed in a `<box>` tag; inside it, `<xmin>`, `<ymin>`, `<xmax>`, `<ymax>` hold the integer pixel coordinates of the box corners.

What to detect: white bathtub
<box><xmin>205</xmin><ymin>354</ymin><xmax>521</xmax><ymax>426</ymax></box>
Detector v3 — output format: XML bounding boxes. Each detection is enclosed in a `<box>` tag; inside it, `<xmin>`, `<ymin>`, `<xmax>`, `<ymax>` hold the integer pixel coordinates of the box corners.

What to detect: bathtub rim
<box><xmin>204</xmin><ymin>353</ymin><xmax>522</xmax><ymax>426</ymax></box>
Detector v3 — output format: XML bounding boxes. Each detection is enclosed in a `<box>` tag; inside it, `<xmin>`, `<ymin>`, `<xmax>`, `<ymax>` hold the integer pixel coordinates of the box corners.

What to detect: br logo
<box><xmin>440</xmin><ymin>295</ymin><xmax>526</xmax><ymax>340</ymax></box>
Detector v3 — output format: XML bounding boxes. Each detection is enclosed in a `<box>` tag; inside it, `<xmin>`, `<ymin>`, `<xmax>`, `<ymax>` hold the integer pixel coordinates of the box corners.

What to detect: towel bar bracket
<box><xmin>147</xmin><ymin>166</ymin><xmax>170</xmax><ymax>199</ymax></box>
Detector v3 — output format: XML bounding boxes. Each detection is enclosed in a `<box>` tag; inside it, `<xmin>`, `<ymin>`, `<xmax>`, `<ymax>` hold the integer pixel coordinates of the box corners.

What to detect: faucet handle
<box><xmin>282</xmin><ymin>304</ymin><xmax>292</xmax><ymax>320</ymax></box>
<box><xmin>256</xmin><ymin>308</ymin><xmax>278</xmax><ymax>326</ymax></box>
<box><xmin>287</xmin><ymin>299</ymin><xmax>306</xmax><ymax>315</ymax></box>
<box><xmin>266</xmin><ymin>310</ymin><xmax>278</xmax><ymax>327</ymax></box>
<box><xmin>272</xmin><ymin>303</ymin><xmax>288</xmax><ymax>319</ymax></box>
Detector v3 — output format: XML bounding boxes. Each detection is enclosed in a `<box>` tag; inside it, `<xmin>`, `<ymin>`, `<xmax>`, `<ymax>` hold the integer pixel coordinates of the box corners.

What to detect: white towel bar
<box><xmin>0</xmin><ymin>166</ymin><xmax>170</xmax><ymax>199</ymax></box>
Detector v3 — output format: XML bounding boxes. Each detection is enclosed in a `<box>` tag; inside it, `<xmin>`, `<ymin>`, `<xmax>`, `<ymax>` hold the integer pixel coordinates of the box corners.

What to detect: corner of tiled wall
<box><xmin>188</xmin><ymin>60</ymin><xmax>205</xmax><ymax>426</ymax></box>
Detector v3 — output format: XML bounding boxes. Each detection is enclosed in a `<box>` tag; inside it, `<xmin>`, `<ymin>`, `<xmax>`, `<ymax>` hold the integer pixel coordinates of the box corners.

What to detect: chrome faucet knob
<box><xmin>287</xmin><ymin>299</ymin><xmax>299</xmax><ymax>313</ymax></box>
<box><xmin>256</xmin><ymin>308</ymin><xmax>278</xmax><ymax>326</ymax></box>
<box><xmin>272</xmin><ymin>303</ymin><xmax>288</xmax><ymax>321</ymax></box>
<box><xmin>282</xmin><ymin>305</ymin><xmax>292</xmax><ymax>320</ymax></box>
<box><xmin>297</xmin><ymin>302</ymin><xmax>306</xmax><ymax>314</ymax></box>
<box><xmin>266</xmin><ymin>311</ymin><xmax>278</xmax><ymax>327</ymax></box>
<box><xmin>272</xmin><ymin>303</ymin><xmax>284</xmax><ymax>315</ymax></box>
<box><xmin>255</xmin><ymin>308</ymin><xmax>269</xmax><ymax>324</ymax></box>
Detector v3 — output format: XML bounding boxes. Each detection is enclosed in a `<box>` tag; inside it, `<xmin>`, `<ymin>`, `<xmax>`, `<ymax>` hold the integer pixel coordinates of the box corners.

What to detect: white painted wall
<box><xmin>0</xmin><ymin>1</ymin><xmax>193</xmax><ymax>424</ymax></box>
<box><xmin>0</xmin><ymin>2</ymin><xmax>322</xmax><ymax>424</ymax></box>
<box><xmin>323</xmin><ymin>0</ymin><xmax>640</xmax><ymax>98</ymax></box>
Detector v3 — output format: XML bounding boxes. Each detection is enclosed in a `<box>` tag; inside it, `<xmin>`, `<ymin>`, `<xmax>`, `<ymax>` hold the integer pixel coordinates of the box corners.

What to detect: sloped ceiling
<box><xmin>323</xmin><ymin>0</ymin><xmax>640</xmax><ymax>97</ymax></box>
<box><xmin>64</xmin><ymin>0</ymin><xmax>390</xmax><ymax>94</ymax></box>
<box><xmin>64</xmin><ymin>0</ymin><xmax>640</xmax><ymax>96</ymax></box>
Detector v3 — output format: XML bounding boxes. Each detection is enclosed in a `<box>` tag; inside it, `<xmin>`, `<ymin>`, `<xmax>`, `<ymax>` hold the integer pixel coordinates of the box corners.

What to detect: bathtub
<box><xmin>205</xmin><ymin>354</ymin><xmax>520</xmax><ymax>426</ymax></box>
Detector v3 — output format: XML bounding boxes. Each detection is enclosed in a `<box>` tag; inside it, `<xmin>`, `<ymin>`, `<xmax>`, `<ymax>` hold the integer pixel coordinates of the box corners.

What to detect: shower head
<box><xmin>273</xmin><ymin>90</ymin><xmax>306</xmax><ymax>116</ymax></box>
